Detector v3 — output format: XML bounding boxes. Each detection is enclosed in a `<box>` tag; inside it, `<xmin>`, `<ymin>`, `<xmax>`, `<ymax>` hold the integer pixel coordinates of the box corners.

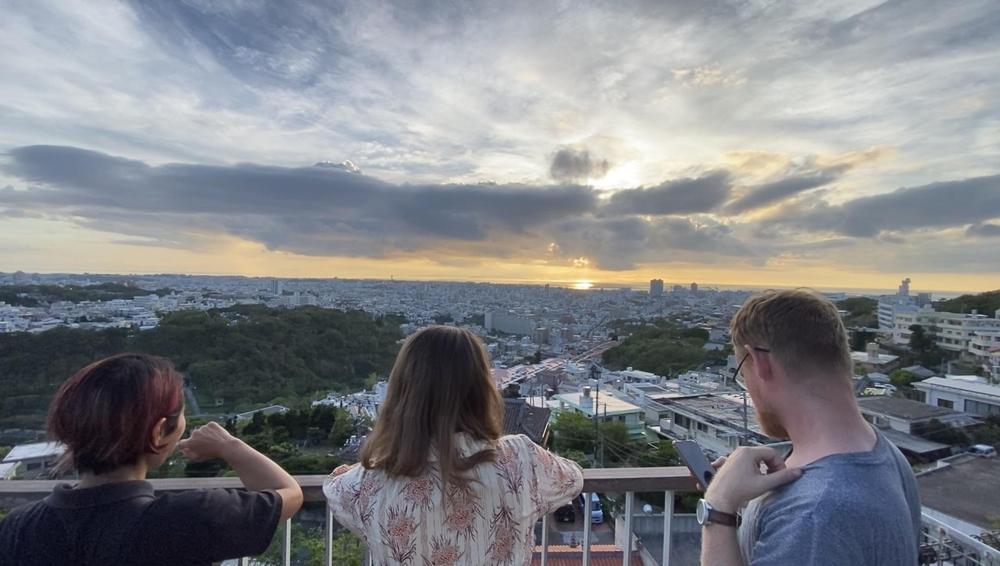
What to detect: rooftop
<box><xmin>555</xmin><ymin>391</ymin><xmax>642</xmax><ymax>416</ymax></box>
<box><xmin>503</xmin><ymin>398</ymin><xmax>551</xmax><ymax>444</ymax></box>
<box><xmin>658</xmin><ymin>394</ymin><xmax>765</xmax><ymax>436</ymax></box>
<box><xmin>857</xmin><ymin>396</ymin><xmax>958</xmax><ymax>422</ymax></box>
<box><xmin>917</xmin><ymin>455</ymin><xmax>1000</xmax><ymax>530</ymax></box>
<box><xmin>532</xmin><ymin>545</ymin><xmax>643</xmax><ymax>565</ymax></box>
<box><xmin>916</xmin><ymin>377</ymin><xmax>1000</xmax><ymax>399</ymax></box>
<box><xmin>851</xmin><ymin>351</ymin><xmax>900</xmax><ymax>364</ymax></box>
<box><xmin>878</xmin><ymin>428</ymin><xmax>951</xmax><ymax>456</ymax></box>
<box><xmin>3</xmin><ymin>442</ymin><xmax>64</xmax><ymax>463</ymax></box>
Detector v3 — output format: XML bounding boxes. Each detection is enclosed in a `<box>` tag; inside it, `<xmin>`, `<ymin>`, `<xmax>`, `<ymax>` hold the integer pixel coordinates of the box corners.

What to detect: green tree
<box><xmin>550</xmin><ymin>411</ymin><xmax>596</xmax><ymax>454</ymax></box>
<box><xmin>908</xmin><ymin>325</ymin><xmax>933</xmax><ymax>353</ymax></box>
<box><xmin>561</xmin><ymin>449</ymin><xmax>591</xmax><ymax>469</ymax></box>
<box><xmin>913</xmin><ymin>418</ymin><xmax>970</xmax><ymax>446</ymax></box>
<box><xmin>972</xmin><ymin>415</ymin><xmax>1000</xmax><ymax>448</ymax></box>
<box><xmin>837</xmin><ymin>297</ymin><xmax>878</xmax><ymax>328</ymax></box>
<box><xmin>260</xmin><ymin>525</ymin><xmax>363</xmax><ymax>566</ymax></box>
<box><xmin>889</xmin><ymin>370</ymin><xmax>920</xmax><ymax>389</ymax></box>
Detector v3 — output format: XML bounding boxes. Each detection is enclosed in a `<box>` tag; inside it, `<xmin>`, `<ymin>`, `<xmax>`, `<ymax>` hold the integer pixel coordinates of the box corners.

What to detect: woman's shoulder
<box><xmin>495</xmin><ymin>434</ymin><xmax>544</xmax><ymax>456</ymax></box>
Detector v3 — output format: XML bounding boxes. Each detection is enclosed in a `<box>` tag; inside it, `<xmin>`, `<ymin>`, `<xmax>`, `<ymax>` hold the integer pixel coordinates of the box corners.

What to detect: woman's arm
<box><xmin>178</xmin><ymin>422</ymin><xmax>304</xmax><ymax>521</ymax></box>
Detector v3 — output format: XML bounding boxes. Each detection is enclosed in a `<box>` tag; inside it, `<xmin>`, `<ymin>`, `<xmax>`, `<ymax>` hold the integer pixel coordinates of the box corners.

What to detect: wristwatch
<box><xmin>696</xmin><ymin>499</ymin><xmax>741</xmax><ymax>528</ymax></box>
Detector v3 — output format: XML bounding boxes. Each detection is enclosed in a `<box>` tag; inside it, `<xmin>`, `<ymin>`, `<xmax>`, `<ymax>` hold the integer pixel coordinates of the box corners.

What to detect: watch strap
<box><xmin>707</xmin><ymin>508</ymin><xmax>740</xmax><ymax>527</ymax></box>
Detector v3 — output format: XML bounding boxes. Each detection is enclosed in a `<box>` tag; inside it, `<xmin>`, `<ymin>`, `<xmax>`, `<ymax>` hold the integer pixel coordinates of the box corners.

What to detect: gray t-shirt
<box><xmin>738</xmin><ymin>431</ymin><xmax>921</xmax><ymax>565</ymax></box>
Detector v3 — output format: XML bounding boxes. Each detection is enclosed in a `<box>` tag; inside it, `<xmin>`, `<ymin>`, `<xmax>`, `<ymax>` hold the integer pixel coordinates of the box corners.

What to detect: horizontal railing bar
<box><xmin>0</xmin><ymin>466</ymin><xmax>699</xmax><ymax>506</ymax></box>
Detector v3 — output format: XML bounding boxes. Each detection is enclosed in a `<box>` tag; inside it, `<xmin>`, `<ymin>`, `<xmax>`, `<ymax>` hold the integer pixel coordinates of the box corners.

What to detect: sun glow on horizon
<box><xmin>573</xmin><ymin>280</ymin><xmax>594</xmax><ymax>290</ymax></box>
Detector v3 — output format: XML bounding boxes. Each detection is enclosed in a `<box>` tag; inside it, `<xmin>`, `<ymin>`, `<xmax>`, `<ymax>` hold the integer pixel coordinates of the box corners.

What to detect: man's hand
<box><xmin>704</xmin><ymin>446</ymin><xmax>802</xmax><ymax>513</ymax></box>
<box><xmin>177</xmin><ymin>421</ymin><xmax>240</xmax><ymax>462</ymax></box>
<box><xmin>694</xmin><ymin>456</ymin><xmax>727</xmax><ymax>491</ymax></box>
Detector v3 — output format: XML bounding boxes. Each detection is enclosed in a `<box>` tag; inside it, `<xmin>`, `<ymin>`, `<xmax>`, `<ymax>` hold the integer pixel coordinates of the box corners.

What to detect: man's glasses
<box><xmin>732</xmin><ymin>347</ymin><xmax>771</xmax><ymax>391</ymax></box>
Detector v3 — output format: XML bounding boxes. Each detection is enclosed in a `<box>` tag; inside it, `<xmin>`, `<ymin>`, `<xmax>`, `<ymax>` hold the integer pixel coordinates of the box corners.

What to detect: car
<box><xmin>554</xmin><ymin>501</ymin><xmax>575</xmax><ymax>523</ymax></box>
<box><xmin>577</xmin><ymin>493</ymin><xmax>603</xmax><ymax>524</ymax></box>
<box><xmin>968</xmin><ymin>444</ymin><xmax>997</xmax><ymax>458</ymax></box>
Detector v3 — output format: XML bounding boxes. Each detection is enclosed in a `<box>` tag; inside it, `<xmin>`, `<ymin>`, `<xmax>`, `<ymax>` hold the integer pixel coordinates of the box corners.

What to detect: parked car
<box><xmin>554</xmin><ymin>501</ymin><xmax>575</xmax><ymax>523</ymax></box>
<box><xmin>577</xmin><ymin>493</ymin><xmax>603</xmax><ymax>524</ymax></box>
<box><xmin>968</xmin><ymin>444</ymin><xmax>997</xmax><ymax>458</ymax></box>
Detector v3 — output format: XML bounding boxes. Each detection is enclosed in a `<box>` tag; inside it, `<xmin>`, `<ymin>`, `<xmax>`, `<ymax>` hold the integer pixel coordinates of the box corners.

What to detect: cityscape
<box><xmin>2</xmin><ymin>1</ymin><xmax>1000</xmax><ymax>565</ymax></box>
<box><xmin>1</xmin><ymin>271</ymin><xmax>998</xmax><ymax>563</ymax></box>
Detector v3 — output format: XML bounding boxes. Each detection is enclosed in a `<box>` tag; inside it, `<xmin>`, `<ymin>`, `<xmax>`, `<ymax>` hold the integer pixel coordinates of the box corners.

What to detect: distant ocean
<box><xmin>539</xmin><ymin>280</ymin><xmax>968</xmax><ymax>299</ymax></box>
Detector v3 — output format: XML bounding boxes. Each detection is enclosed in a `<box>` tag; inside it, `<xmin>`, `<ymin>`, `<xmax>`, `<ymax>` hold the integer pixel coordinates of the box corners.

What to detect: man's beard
<box><xmin>756</xmin><ymin>407</ymin><xmax>790</xmax><ymax>440</ymax></box>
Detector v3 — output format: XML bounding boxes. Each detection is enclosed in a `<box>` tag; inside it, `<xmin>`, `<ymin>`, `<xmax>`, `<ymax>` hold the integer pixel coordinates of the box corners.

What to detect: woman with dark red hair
<box><xmin>0</xmin><ymin>353</ymin><xmax>303</xmax><ymax>565</ymax></box>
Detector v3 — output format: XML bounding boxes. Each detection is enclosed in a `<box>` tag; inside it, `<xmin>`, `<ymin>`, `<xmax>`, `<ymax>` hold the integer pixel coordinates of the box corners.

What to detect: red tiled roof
<box><xmin>531</xmin><ymin>544</ymin><xmax>644</xmax><ymax>566</ymax></box>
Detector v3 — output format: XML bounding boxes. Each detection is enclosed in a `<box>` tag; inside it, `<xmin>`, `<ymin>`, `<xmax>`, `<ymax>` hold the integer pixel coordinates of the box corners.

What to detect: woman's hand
<box><xmin>176</xmin><ymin>421</ymin><xmax>239</xmax><ymax>462</ymax></box>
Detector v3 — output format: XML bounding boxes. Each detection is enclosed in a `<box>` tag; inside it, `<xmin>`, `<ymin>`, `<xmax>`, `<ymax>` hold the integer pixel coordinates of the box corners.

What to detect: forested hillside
<box><xmin>0</xmin><ymin>306</ymin><xmax>403</xmax><ymax>428</ymax></box>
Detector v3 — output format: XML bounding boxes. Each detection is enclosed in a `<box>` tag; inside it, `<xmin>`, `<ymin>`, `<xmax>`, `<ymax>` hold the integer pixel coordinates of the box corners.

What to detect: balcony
<box><xmin>2</xmin><ymin>467</ymin><xmax>999</xmax><ymax>566</ymax></box>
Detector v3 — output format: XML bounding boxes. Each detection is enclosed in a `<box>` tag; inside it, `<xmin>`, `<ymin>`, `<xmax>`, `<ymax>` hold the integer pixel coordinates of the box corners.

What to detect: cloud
<box><xmin>0</xmin><ymin>145</ymin><xmax>599</xmax><ymax>257</ymax></box>
<box><xmin>604</xmin><ymin>171</ymin><xmax>732</xmax><ymax>215</ymax></box>
<box><xmin>789</xmin><ymin>174</ymin><xmax>1000</xmax><ymax>237</ymax></box>
<box><xmin>550</xmin><ymin>215</ymin><xmax>750</xmax><ymax>271</ymax></box>
<box><xmin>968</xmin><ymin>223</ymin><xmax>1000</xmax><ymax>238</ymax></box>
<box><xmin>725</xmin><ymin>165</ymin><xmax>848</xmax><ymax>214</ymax></box>
<box><xmin>549</xmin><ymin>148</ymin><xmax>611</xmax><ymax>182</ymax></box>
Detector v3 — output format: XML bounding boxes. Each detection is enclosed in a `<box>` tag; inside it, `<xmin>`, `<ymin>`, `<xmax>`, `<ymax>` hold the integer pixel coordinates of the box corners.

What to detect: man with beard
<box><xmin>698</xmin><ymin>289</ymin><xmax>921</xmax><ymax>566</ymax></box>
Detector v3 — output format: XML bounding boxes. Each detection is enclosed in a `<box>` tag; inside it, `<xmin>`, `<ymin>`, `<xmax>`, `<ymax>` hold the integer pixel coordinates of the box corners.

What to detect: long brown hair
<box><xmin>360</xmin><ymin>325</ymin><xmax>503</xmax><ymax>489</ymax></box>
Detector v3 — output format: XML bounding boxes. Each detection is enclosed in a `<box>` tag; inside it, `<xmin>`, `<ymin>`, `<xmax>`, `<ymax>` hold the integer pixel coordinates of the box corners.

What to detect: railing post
<box><xmin>325</xmin><ymin>506</ymin><xmax>334</xmax><ymax>566</ymax></box>
<box><xmin>662</xmin><ymin>491</ymin><xmax>673</xmax><ymax>566</ymax></box>
<box><xmin>283</xmin><ymin>517</ymin><xmax>292</xmax><ymax>566</ymax></box>
<box><xmin>541</xmin><ymin>512</ymin><xmax>550</xmax><ymax>566</ymax></box>
<box><xmin>623</xmin><ymin>491</ymin><xmax>634</xmax><ymax>566</ymax></box>
<box><xmin>583</xmin><ymin>492</ymin><xmax>592</xmax><ymax>566</ymax></box>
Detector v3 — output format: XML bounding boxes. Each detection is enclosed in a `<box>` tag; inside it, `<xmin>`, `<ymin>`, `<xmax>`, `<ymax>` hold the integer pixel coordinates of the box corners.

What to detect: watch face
<box><xmin>696</xmin><ymin>499</ymin><xmax>708</xmax><ymax>524</ymax></box>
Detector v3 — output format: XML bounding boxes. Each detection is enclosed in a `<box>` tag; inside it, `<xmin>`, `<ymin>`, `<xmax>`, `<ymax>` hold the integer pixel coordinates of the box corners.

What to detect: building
<box><xmin>649</xmin><ymin>394</ymin><xmax>771</xmax><ymax>457</ymax></box>
<box><xmin>553</xmin><ymin>388</ymin><xmax>646</xmax><ymax>439</ymax></box>
<box><xmin>850</xmin><ymin>343</ymin><xmax>900</xmax><ymax>375</ymax></box>
<box><xmin>612</xmin><ymin>367</ymin><xmax>664</xmax><ymax>384</ymax></box>
<box><xmin>235</xmin><ymin>404</ymin><xmax>290</xmax><ymax>422</ymax></box>
<box><xmin>0</xmin><ymin>462</ymin><xmax>21</xmax><ymax>480</ymax></box>
<box><xmin>270</xmin><ymin>279</ymin><xmax>284</xmax><ymax>296</ymax></box>
<box><xmin>893</xmin><ymin>308</ymin><xmax>1000</xmax><ymax>356</ymax></box>
<box><xmin>502</xmin><ymin>398</ymin><xmax>552</xmax><ymax>445</ymax></box>
<box><xmin>917</xmin><ymin>454</ymin><xmax>1000</xmax><ymax>539</ymax></box>
<box><xmin>649</xmin><ymin>279</ymin><xmax>664</xmax><ymax>297</ymax></box>
<box><xmin>989</xmin><ymin>347</ymin><xmax>1000</xmax><ymax>383</ymax></box>
<box><xmin>858</xmin><ymin>396</ymin><xmax>976</xmax><ymax>435</ymax></box>
<box><xmin>690</xmin><ymin>282</ymin><xmax>699</xmax><ymax>294</ymax></box>
<box><xmin>877</xmin><ymin>277</ymin><xmax>917</xmax><ymax>331</ymax></box>
<box><xmin>2</xmin><ymin>442</ymin><xmax>65</xmax><ymax>477</ymax></box>
<box><xmin>914</xmin><ymin>377</ymin><xmax>1000</xmax><ymax>417</ymax></box>
<box><xmin>856</xmin><ymin>396</ymin><xmax>975</xmax><ymax>462</ymax></box>
<box><xmin>485</xmin><ymin>311</ymin><xmax>536</xmax><ymax>335</ymax></box>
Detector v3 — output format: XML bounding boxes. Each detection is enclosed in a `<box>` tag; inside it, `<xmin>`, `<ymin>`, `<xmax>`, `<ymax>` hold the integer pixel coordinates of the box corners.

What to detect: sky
<box><xmin>1</xmin><ymin>0</ymin><xmax>999</xmax><ymax>292</ymax></box>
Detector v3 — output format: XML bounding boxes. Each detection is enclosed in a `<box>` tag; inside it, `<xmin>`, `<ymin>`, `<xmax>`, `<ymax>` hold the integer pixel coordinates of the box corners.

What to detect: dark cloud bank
<box><xmin>3</xmin><ymin>145</ymin><xmax>999</xmax><ymax>270</ymax></box>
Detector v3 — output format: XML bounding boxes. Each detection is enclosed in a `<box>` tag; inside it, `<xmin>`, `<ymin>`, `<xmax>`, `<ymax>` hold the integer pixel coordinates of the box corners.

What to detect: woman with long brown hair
<box><xmin>324</xmin><ymin>325</ymin><xmax>583</xmax><ymax>565</ymax></box>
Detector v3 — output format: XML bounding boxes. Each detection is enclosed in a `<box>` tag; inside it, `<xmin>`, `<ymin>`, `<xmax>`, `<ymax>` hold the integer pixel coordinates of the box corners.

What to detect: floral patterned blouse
<box><xmin>324</xmin><ymin>433</ymin><xmax>584</xmax><ymax>566</ymax></box>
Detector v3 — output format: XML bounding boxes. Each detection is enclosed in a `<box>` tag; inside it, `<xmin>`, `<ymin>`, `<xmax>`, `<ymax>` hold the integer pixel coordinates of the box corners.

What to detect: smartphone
<box><xmin>673</xmin><ymin>440</ymin><xmax>715</xmax><ymax>490</ymax></box>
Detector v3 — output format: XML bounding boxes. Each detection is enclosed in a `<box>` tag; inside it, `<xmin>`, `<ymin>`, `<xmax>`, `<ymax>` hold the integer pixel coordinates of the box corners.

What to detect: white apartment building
<box><xmin>914</xmin><ymin>377</ymin><xmax>1000</xmax><ymax>418</ymax></box>
<box><xmin>893</xmin><ymin>308</ymin><xmax>1000</xmax><ymax>360</ymax></box>
<box><xmin>877</xmin><ymin>278</ymin><xmax>931</xmax><ymax>332</ymax></box>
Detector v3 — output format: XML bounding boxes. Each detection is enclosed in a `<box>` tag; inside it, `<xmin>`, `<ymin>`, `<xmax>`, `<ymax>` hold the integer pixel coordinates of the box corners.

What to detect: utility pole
<box><xmin>591</xmin><ymin>363</ymin><xmax>602</xmax><ymax>467</ymax></box>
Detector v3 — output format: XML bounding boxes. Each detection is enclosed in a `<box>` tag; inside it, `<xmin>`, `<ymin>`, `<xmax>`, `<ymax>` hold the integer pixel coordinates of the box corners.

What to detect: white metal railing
<box><xmin>921</xmin><ymin>512</ymin><xmax>1000</xmax><ymax>566</ymax></box>
<box><xmin>7</xmin><ymin>472</ymin><xmax>995</xmax><ymax>565</ymax></box>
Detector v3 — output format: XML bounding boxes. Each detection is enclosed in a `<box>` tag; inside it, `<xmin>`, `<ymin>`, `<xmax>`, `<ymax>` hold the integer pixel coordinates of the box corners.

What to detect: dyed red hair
<box><xmin>48</xmin><ymin>353</ymin><xmax>184</xmax><ymax>474</ymax></box>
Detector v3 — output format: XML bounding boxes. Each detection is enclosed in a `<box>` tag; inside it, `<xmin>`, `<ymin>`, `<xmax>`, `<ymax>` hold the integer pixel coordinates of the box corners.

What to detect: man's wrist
<box><xmin>704</xmin><ymin>494</ymin><xmax>739</xmax><ymax>515</ymax></box>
